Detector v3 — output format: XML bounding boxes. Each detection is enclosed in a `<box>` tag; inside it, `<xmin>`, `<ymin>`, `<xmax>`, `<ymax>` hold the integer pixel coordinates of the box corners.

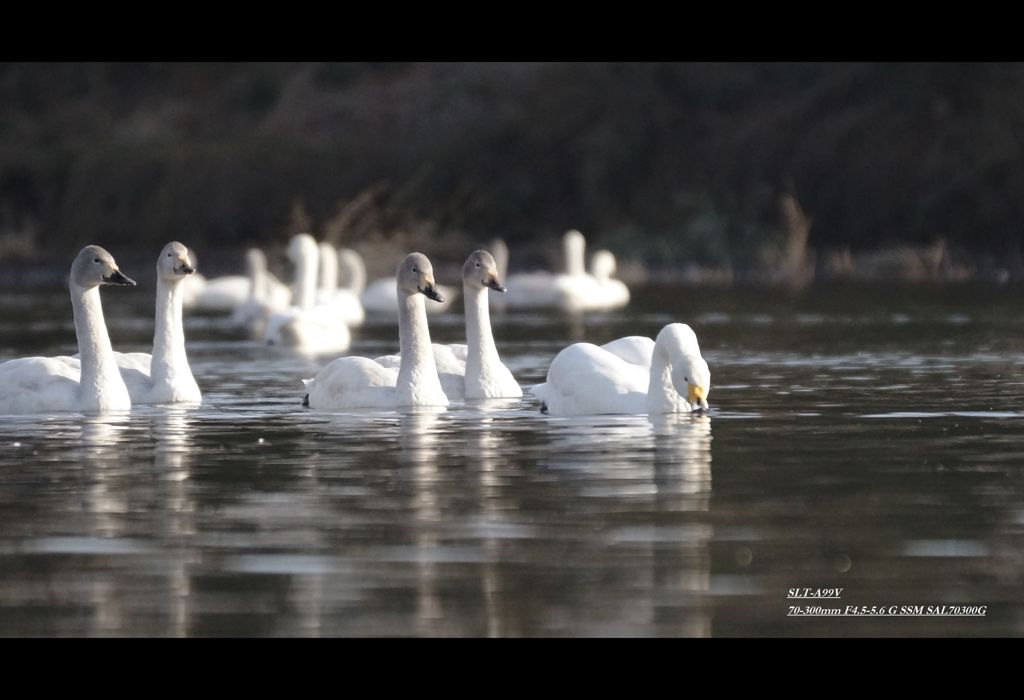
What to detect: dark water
<box><xmin>2</xmin><ymin>282</ymin><xmax>1024</xmax><ymax>636</ymax></box>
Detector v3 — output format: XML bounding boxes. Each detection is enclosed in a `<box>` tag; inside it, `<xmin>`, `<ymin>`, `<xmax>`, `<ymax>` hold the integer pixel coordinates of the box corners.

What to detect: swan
<box><xmin>531</xmin><ymin>323</ymin><xmax>710</xmax><ymax>416</ymax></box>
<box><xmin>264</xmin><ymin>234</ymin><xmax>351</xmax><ymax>354</ymax></box>
<box><xmin>313</xmin><ymin>243</ymin><xmax>365</xmax><ymax>327</ymax></box>
<box><xmin>101</xmin><ymin>242</ymin><xmax>202</xmax><ymax>404</ymax></box>
<box><xmin>229</xmin><ymin>248</ymin><xmax>290</xmax><ymax>339</ymax></box>
<box><xmin>0</xmin><ymin>246</ymin><xmax>136</xmax><ymax>414</ymax></box>
<box><xmin>504</xmin><ymin>229</ymin><xmax>587</xmax><ymax>310</ymax></box>
<box><xmin>374</xmin><ymin>250</ymin><xmax>522</xmax><ymax>399</ymax></box>
<box><xmin>504</xmin><ymin>230</ymin><xmax>630</xmax><ymax>312</ymax></box>
<box><xmin>303</xmin><ymin>253</ymin><xmax>449</xmax><ymax>409</ymax></box>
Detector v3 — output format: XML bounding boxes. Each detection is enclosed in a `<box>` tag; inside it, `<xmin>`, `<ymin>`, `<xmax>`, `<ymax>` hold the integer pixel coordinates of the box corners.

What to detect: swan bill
<box><xmin>421</xmin><ymin>284</ymin><xmax>445</xmax><ymax>303</ymax></box>
<box><xmin>103</xmin><ymin>270</ymin><xmax>136</xmax><ymax>286</ymax></box>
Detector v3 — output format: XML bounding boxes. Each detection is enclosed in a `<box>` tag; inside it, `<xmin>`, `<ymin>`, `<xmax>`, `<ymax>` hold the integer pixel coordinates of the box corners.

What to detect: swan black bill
<box><xmin>485</xmin><ymin>279</ymin><xmax>507</xmax><ymax>293</ymax></box>
<box><xmin>421</xmin><ymin>285</ymin><xmax>445</xmax><ymax>303</ymax></box>
<box><xmin>103</xmin><ymin>270</ymin><xmax>136</xmax><ymax>286</ymax></box>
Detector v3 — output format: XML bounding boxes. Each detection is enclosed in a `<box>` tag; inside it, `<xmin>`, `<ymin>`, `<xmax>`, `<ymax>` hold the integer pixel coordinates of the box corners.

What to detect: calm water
<box><xmin>1</xmin><ymin>281</ymin><xmax>1024</xmax><ymax>636</ymax></box>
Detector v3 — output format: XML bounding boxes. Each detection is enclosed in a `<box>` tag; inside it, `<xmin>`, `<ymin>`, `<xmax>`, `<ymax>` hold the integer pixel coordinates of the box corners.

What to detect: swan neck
<box><xmin>293</xmin><ymin>246</ymin><xmax>318</xmax><ymax>310</ymax></box>
<box><xmin>71</xmin><ymin>283</ymin><xmax>123</xmax><ymax>404</ymax></box>
<box><xmin>341</xmin><ymin>253</ymin><xmax>366</xmax><ymax>294</ymax></box>
<box><xmin>248</xmin><ymin>257</ymin><xmax>266</xmax><ymax>302</ymax></box>
<box><xmin>646</xmin><ymin>338</ymin><xmax>678</xmax><ymax>413</ymax></box>
<box><xmin>151</xmin><ymin>277</ymin><xmax>193</xmax><ymax>388</ymax></box>
<box><xmin>465</xmin><ymin>285</ymin><xmax>499</xmax><ymax>373</ymax></box>
<box><xmin>565</xmin><ymin>235</ymin><xmax>586</xmax><ymax>277</ymax></box>
<box><xmin>397</xmin><ymin>291</ymin><xmax>442</xmax><ymax>402</ymax></box>
<box><xmin>319</xmin><ymin>248</ymin><xmax>338</xmax><ymax>294</ymax></box>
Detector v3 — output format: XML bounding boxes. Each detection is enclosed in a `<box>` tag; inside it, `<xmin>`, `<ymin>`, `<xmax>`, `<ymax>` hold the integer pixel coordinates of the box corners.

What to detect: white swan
<box><xmin>504</xmin><ymin>230</ymin><xmax>630</xmax><ymax>312</ymax></box>
<box><xmin>531</xmin><ymin>323</ymin><xmax>710</xmax><ymax>416</ymax></box>
<box><xmin>229</xmin><ymin>248</ymin><xmax>290</xmax><ymax>339</ymax></box>
<box><xmin>101</xmin><ymin>242</ymin><xmax>202</xmax><ymax>404</ymax></box>
<box><xmin>312</xmin><ymin>243</ymin><xmax>365</xmax><ymax>327</ymax></box>
<box><xmin>374</xmin><ymin>250</ymin><xmax>522</xmax><ymax>399</ymax></box>
<box><xmin>264</xmin><ymin>234</ymin><xmax>351</xmax><ymax>354</ymax></box>
<box><xmin>503</xmin><ymin>229</ymin><xmax>588</xmax><ymax>310</ymax></box>
<box><xmin>0</xmin><ymin>246</ymin><xmax>136</xmax><ymax>414</ymax></box>
<box><xmin>303</xmin><ymin>253</ymin><xmax>449</xmax><ymax>409</ymax></box>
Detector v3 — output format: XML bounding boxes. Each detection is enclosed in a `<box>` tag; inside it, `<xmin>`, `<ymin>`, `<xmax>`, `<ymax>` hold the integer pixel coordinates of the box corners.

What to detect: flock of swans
<box><xmin>0</xmin><ymin>230</ymin><xmax>711</xmax><ymax>418</ymax></box>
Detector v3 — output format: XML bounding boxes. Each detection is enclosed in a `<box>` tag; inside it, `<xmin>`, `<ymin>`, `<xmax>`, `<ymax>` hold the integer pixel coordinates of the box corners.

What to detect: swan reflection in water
<box><xmin>540</xmin><ymin>412</ymin><xmax>714</xmax><ymax>635</ymax></box>
<box><xmin>151</xmin><ymin>406</ymin><xmax>199</xmax><ymax>637</ymax></box>
<box><xmin>400</xmin><ymin>407</ymin><xmax>448</xmax><ymax>635</ymax></box>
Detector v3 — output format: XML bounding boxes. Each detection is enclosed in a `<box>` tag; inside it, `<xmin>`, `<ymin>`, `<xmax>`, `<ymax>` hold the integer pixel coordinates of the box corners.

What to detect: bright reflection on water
<box><xmin>2</xmin><ymin>283</ymin><xmax>1024</xmax><ymax>636</ymax></box>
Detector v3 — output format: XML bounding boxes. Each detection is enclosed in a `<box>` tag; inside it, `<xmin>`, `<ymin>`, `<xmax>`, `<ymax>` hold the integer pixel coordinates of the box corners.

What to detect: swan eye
<box><xmin>167</xmin><ymin>253</ymin><xmax>173</xmax><ymax>257</ymax></box>
<box><xmin>475</xmin><ymin>263</ymin><xmax>480</xmax><ymax>268</ymax></box>
<box><xmin>412</xmin><ymin>267</ymin><xmax>418</xmax><ymax>273</ymax></box>
<box><xmin>93</xmin><ymin>258</ymin><xmax>100</xmax><ymax>263</ymax></box>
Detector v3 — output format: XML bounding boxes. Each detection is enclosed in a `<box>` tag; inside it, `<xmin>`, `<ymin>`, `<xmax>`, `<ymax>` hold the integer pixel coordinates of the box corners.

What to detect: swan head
<box><xmin>462</xmin><ymin>250</ymin><xmax>505</xmax><ymax>293</ymax></box>
<box><xmin>591</xmin><ymin>250</ymin><xmax>617</xmax><ymax>280</ymax></box>
<box><xmin>287</xmin><ymin>233</ymin><xmax>318</xmax><ymax>264</ymax></box>
<box><xmin>157</xmin><ymin>241</ymin><xmax>196</xmax><ymax>281</ymax></box>
<box><xmin>398</xmin><ymin>252</ymin><xmax>444</xmax><ymax>302</ymax></box>
<box><xmin>658</xmin><ymin>323</ymin><xmax>711</xmax><ymax>411</ymax></box>
<box><xmin>72</xmin><ymin>245</ymin><xmax>136</xmax><ymax>289</ymax></box>
<box><xmin>246</xmin><ymin>248</ymin><xmax>267</xmax><ymax>274</ymax></box>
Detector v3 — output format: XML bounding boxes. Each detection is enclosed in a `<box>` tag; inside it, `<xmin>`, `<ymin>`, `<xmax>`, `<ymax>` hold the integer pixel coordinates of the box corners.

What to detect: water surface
<box><xmin>2</xmin><ymin>283</ymin><xmax>1023</xmax><ymax>636</ymax></box>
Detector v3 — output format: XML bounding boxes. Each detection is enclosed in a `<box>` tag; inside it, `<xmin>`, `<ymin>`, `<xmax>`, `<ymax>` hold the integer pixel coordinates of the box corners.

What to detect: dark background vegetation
<box><xmin>2</xmin><ymin>61</ymin><xmax>1022</xmax><ymax>281</ymax></box>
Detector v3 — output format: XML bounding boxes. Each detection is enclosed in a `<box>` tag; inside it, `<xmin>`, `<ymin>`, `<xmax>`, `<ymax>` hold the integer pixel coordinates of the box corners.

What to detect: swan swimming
<box><xmin>97</xmin><ymin>242</ymin><xmax>202</xmax><ymax>404</ymax></box>
<box><xmin>531</xmin><ymin>323</ymin><xmax>710</xmax><ymax>416</ymax></box>
<box><xmin>0</xmin><ymin>246</ymin><xmax>136</xmax><ymax>414</ymax></box>
<box><xmin>303</xmin><ymin>253</ymin><xmax>449</xmax><ymax>409</ymax></box>
<box><xmin>374</xmin><ymin>250</ymin><xmax>522</xmax><ymax>399</ymax></box>
<box><xmin>264</xmin><ymin>234</ymin><xmax>351</xmax><ymax>354</ymax></box>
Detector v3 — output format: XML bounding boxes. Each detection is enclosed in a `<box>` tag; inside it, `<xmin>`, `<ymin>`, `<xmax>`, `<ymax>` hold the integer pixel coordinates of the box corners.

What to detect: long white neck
<box><xmin>339</xmin><ymin>251</ymin><xmax>366</xmax><ymax>294</ymax></box>
<box><xmin>397</xmin><ymin>291</ymin><xmax>446</xmax><ymax>406</ymax></box>
<box><xmin>71</xmin><ymin>283</ymin><xmax>129</xmax><ymax>410</ymax></box>
<box><xmin>248</xmin><ymin>256</ymin><xmax>267</xmax><ymax>303</ymax></box>
<box><xmin>150</xmin><ymin>277</ymin><xmax>196</xmax><ymax>395</ymax></box>
<box><xmin>646</xmin><ymin>338</ymin><xmax>682</xmax><ymax>414</ymax></box>
<box><xmin>565</xmin><ymin>233</ymin><xmax>586</xmax><ymax>277</ymax></box>
<box><xmin>464</xmin><ymin>285</ymin><xmax>500</xmax><ymax>379</ymax></box>
<box><xmin>318</xmin><ymin>245</ymin><xmax>338</xmax><ymax>295</ymax></box>
<box><xmin>293</xmin><ymin>245</ymin><xmax>318</xmax><ymax>310</ymax></box>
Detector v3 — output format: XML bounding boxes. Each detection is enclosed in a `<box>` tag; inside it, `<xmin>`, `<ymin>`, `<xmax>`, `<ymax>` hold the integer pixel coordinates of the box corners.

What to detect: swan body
<box><xmin>531</xmin><ymin>323</ymin><xmax>710</xmax><ymax>416</ymax></box>
<box><xmin>304</xmin><ymin>253</ymin><xmax>449</xmax><ymax>409</ymax></box>
<box><xmin>0</xmin><ymin>246</ymin><xmax>136</xmax><ymax>414</ymax></box>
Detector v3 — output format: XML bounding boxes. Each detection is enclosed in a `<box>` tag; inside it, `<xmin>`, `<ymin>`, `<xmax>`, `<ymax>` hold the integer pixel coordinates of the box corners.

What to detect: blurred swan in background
<box><xmin>264</xmin><ymin>234</ymin><xmax>351</xmax><ymax>354</ymax></box>
<box><xmin>504</xmin><ymin>230</ymin><xmax>629</xmax><ymax>312</ymax></box>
